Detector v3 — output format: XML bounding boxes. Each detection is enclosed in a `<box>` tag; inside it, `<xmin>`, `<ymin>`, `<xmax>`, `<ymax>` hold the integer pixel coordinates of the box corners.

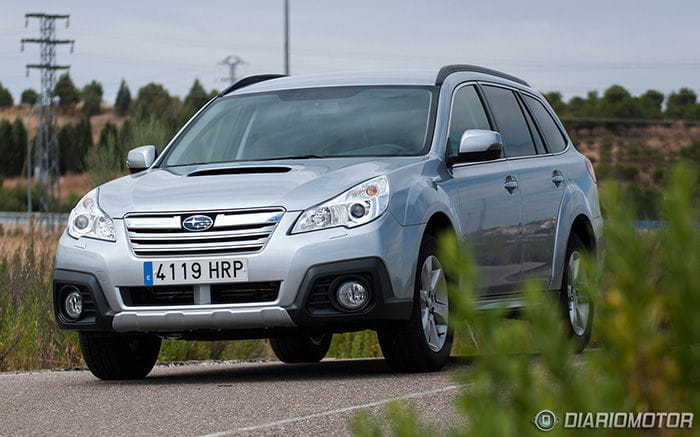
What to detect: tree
<box><xmin>58</xmin><ymin>118</ymin><xmax>93</xmax><ymax>174</ymax></box>
<box><xmin>666</xmin><ymin>88</ymin><xmax>697</xmax><ymax>119</ymax></box>
<box><xmin>0</xmin><ymin>118</ymin><xmax>25</xmax><ymax>177</ymax></box>
<box><xmin>0</xmin><ymin>121</ymin><xmax>15</xmax><ymax>177</ymax></box>
<box><xmin>57</xmin><ymin>124</ymin><xmax>76</xmax><ymax>174</ymax></box>
<box><xmin>131</xmin><ymin>83</ymin><xmax>172</xmax><ymax>120</ymax></box>
<box><xmin>20</xmin><ymin>88</ymin><xmax>38</xmax><ymax>105</ymax></box>
<box><xmin>81</xmin><ymin>80</ymin><xmax>103</xmax><ymax>117</ymax></box>
<box><xmin>600</xmin><ymin>84</ymin><xmax>643</xmax><ymax>118</ymax></box>
<box><xmin>98</xmin><ymin>122</ymin><xmax>118</xmax><ymax>148</ymax></box>
<box><xmin>0</xmin><ymin>82</ymin><xmax>13</xmax><ymax>107</ymax></box>
<box><xmin>542</xmin><ymin>91</ymin><xmax>566</xmax><ymax>114</ymax></box>
<box><xmin>185</xmin><ymin>79</ymin><xmax>209</xmax><ymax>112</ymax></box>
<box><xmin>114</xmin><ymin>79</ymin><xmax>132</xmax><ymax>116</ymax></box>
<box><xmin>602</xmin><ymin>84</ymin><xmax>631</xmax><ymax>104</ymax></box>
<box><xmin>638</xmin><ymin>89</ymin><xmax>664</xmax><ymax>118</ymax></box>
<box><xmin>53</xmin><ymin>73</ymin><xmax>80</xmax><ymax>107</ymax></box>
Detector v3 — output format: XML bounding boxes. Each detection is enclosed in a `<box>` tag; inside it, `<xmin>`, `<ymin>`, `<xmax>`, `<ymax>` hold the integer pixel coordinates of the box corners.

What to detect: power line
<box><xmin>21</xmin><ymin>12</ymin><xmax>74</xmax><ymax>214</ymax></box>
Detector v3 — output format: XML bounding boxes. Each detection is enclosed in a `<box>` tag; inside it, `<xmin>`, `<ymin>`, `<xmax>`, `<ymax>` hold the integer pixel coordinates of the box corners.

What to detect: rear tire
<box><xmin>269</xmin><ymin>333</ymin><xmax>332</xmax><ymax>363</ymax></box>
<box><xmin>377</xmin><ymin>233</ymin><xmax>452</xmax><ymax>372</ymax></box>
<box><xmin>79</xmin><ymin>333</ymin><xmax>161</xmax><ymax>380</ymax></box>
<box><xmin>560</xmin><ymin>233</ymin><xmax>594</xmax><ymax>353</ymax></box>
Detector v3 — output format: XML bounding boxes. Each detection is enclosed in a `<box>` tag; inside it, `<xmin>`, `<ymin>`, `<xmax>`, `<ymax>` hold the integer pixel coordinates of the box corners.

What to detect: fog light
<box><xmin>64</xmin><ymin>289</ymin><xmax>83</xmax><ymax>320</ymax></box>
<box><xmin>336</xmin><ymin>280</ymin><xmax>369</xmax><ymax>310</ymax></box>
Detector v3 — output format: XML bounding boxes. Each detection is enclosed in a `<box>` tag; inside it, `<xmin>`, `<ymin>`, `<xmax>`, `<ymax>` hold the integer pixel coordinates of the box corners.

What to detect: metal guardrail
<box><xmin>560</xmin><ymin>116</ymin><xmax>700</xmax><ymax>126</ymax></box>
<box><xmin>0</xmin><ymin>211</ymin><xmax>69</xmax><ymax>227</ymax></box>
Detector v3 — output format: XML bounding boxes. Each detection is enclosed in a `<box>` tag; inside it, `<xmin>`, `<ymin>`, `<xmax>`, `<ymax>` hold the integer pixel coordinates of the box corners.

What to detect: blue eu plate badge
<box><xmin>143</xmin><ymin>261</ymin><xmax>154</xmax><ymax>285</ymax></box>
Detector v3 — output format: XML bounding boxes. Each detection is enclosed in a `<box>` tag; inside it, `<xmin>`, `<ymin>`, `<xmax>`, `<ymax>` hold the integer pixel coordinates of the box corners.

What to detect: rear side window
<box><xmin>523</xmin><ymin>94</ymin><xmax>567</xmax><ymax>153</ymax></box>
<box><xmin>447</xmin><ymin>85</ymin><xmax>491</xmax><ymax>156</ymax></box>
<box><xmin>482</xmin><ymin>85</ymin><xmax>536</xmax><ymax>157</ymax></box>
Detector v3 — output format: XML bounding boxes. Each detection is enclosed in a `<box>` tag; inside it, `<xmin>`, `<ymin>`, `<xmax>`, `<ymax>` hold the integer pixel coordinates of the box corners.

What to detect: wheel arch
<box><xmin>424</xmin><ymin>211</ymin><xmax>457</xmax><ymax>239</ymax></box>
<box><xmin>550</xmin><ymin>184</ymin><xmax>599</xmax><ymax>290</ymax></box>
<box><xmin>570</xmin><ymin>214</ymin><xmax>596</xmax><ymax>253</ymax></box>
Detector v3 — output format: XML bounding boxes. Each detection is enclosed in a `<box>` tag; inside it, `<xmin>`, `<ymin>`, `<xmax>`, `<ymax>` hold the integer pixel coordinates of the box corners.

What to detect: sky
<box><xmin>1</xmin><ymin>0</ymin><xmax>699</xmax><ymax>104</ymax></box>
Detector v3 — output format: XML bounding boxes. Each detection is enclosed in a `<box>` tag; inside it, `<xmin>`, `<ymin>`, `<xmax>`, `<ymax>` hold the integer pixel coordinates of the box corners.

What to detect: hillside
<box><xmin>0</xmin><ymin>104</ymin><xmax>127</xmax><ymax>145</ymax></box>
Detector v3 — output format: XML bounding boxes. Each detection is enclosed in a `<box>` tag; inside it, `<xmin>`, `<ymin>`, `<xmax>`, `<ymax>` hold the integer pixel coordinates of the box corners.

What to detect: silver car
<box><xmin>53</xmin><ymin>65</ymin><xmax>602</xmax><ymax>380</ymax></box>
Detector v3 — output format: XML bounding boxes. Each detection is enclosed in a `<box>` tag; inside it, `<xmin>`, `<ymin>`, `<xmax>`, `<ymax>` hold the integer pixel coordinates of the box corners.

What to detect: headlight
<box><xmin>68</xmin><ymin>188</ymin><xmax>116</xmax><ymax>241</ymax></box>
<box><xmin>292</xmin><ymin>176</ymin><xmax>390</xmax><ymax>234</ymax></box>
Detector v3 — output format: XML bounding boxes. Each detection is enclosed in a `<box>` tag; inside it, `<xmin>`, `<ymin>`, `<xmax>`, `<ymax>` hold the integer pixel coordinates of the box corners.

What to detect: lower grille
<box><xmin>211</xmin><ymin>282</ymin><xmax>280</xmax><ymax>304</ymax></box>
<box><xmin>120</xmin><ymin>282</ymin><xmax>281</xmax><ymax>307</ymax></box>
<box><xmin>121</xmin><ymin>286</ymin><xmax>194</xmax><ymax>306</ymax></box>
<box><xmin>307</xmin><ymin>277</ymin><xmax>334</xmax><ymax>312</ymax></box>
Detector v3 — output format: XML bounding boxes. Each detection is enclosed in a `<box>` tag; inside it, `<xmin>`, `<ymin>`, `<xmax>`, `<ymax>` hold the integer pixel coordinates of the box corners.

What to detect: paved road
<box><xmin>0</xmin><ymin>358</ymin><xmax>469</xmax><ymax>436</ymax></box>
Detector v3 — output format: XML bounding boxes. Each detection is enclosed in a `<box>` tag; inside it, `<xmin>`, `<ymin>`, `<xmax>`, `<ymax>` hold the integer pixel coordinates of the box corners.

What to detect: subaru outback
<box><xmin>54</xmin><ymin>65</ymin><xmax>602</xmax><ymax>380</ymax></box>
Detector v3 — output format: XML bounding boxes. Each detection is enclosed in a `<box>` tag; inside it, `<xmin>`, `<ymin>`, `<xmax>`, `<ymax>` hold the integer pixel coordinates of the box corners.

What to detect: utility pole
<box><xmin>284</xmin><ymin>0</ymin><xmax>290</xmax><ymax>75</ymax></box>
<box><xmin>21</xmin><ymin>12</ymin><xmax>74</xmax><ymax>214</ymax></box>
<box><xmin>219</xmin><ymin>55</ymin><xmax>246</xmax><ymax>85</ymax></box>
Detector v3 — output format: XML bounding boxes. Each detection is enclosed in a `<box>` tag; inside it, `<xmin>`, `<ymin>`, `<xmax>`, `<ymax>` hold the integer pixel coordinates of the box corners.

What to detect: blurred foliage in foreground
<box><xmin>352</xmin><ymin>163</ymin><xmax>699</xmax><ymax>436</ymax></box>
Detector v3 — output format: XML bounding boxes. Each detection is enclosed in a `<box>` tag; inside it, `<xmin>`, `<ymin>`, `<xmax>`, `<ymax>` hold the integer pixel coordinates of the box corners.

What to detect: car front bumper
<box><xmin>54</xmin><ymin>211</ymin><xmax>420</xmax><ymax>334</ymax></box>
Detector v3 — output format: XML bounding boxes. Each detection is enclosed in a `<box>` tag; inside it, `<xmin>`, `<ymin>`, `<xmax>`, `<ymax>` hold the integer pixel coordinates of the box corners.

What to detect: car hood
<box><xmin>98</xmin><ymin>157</ymin><xmax>423</xmax><ymax>218</ymax></box>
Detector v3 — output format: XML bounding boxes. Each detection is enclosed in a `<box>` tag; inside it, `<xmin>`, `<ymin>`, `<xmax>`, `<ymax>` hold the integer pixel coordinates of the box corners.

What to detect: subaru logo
<box><xmin>182</xmin><ymin>215</ymin><xmax>213</xmax><ymax>232</ymax></box>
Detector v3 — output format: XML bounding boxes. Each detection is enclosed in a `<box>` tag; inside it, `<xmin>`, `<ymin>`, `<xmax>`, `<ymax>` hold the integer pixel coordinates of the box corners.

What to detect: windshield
<box><xmin>163</xmin><ymin>86</ymin><xmax>437</xmax><ymax>166</ymax></box>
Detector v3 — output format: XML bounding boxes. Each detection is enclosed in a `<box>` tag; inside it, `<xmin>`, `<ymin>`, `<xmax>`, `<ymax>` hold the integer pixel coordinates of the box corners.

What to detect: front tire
<box><xmin>560</xmin><ymin>234</ymin><xmax>594</xmax><ymax>353</ymax></box>
<box><xmin>79</xmin><ymin>333</ymin><xmax>161</xmax><ymax>380</ymax></box>
<box><xmin>377</xmin><ymin>233</ymin><xmax>452</xmax><ymax>372</ymax></box>
<box><xmin>269</xmin><ymin>333</ymin><xmax>332</xmax><ymax>363</ymax></box>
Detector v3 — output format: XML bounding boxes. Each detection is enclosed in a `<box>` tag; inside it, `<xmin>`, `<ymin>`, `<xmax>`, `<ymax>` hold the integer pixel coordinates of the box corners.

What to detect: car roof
<box><xmin>227</xmin><ymin>65</ymin><xmax>530</xmax><ymax>96</ymax></box>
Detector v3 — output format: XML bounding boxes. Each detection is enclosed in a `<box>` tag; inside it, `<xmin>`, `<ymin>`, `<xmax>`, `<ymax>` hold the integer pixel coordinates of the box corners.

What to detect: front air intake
<box><xmin>187</xmin><ymin>166</ymin><xmax>292</xmax><ymax>177</ymax></box>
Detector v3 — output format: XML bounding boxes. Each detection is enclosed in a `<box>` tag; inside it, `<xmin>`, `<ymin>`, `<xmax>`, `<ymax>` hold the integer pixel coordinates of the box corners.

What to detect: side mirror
<box><xmin>126</xmin><ymin>145</ymin><xmax>157</xmax><ymax>173</ymax></box>
<box><xmin>458</xmin><ymin>129</ymin><xmax>503</xmax><ymax>156</ymax></box>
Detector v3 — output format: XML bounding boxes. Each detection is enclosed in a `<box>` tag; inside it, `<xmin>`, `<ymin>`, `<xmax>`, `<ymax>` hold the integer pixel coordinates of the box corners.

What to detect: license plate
<box><xmin>143</xmin><ymin>259</ymin><xmax>248</xmax><ymax>285</ymax></box>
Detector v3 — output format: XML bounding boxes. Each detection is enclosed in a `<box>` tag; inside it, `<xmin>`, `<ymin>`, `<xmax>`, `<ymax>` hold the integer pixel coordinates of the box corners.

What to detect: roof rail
<box><xmin>218</xmin><ymin>74</ymin><xmax>287</xmax><ymax>97</ymax></box>
<box><xmin>436</xmin><ymin>64</ymin><xmax>529</xmax><ymax>87</ymax></box>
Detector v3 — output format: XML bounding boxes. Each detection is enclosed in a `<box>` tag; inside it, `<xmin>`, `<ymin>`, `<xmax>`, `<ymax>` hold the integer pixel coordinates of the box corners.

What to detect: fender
<box><xmin>549</xmin><ymin>183</ymin><xmax>596</xmax><ymax>290</ymax></box>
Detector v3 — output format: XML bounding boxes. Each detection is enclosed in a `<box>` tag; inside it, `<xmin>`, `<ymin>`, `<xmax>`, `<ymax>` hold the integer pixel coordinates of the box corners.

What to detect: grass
<box><xmin>0</xmin><ymin>224</ymin><xmax>490</xmax><ymax>370</ymax></box>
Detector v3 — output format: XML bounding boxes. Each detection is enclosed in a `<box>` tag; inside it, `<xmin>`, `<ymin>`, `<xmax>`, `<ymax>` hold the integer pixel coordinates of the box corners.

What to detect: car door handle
<box><xmin>504</xmin><ymin>176</ymin><xmax>518</xmax><ymax>194</ymax></box>
<box><xmin>552</xmin><ymin>170</ymin><xmax>564</xmax><ymax>187</ymax></box>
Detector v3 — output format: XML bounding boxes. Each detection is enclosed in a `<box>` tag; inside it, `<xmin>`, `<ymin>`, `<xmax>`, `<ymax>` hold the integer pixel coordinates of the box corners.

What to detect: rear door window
<box><xmin>481</xmin><ymin>85</ymin><xmax>536</xmax><ymax>158</ymax></box>
<box><xmin>447</xmin><ymin>85</ymin><xmax>491</xmax><ymax>157</ymax></box>
<box><xmin>518</xmin><ymin>96</ymin><xmax>547</xmax><ymax>155</ymax></box>
<box><xmin>523</xmin><ymin>94</ymin><xmax>567</xmax><ymax>153</ymax></box>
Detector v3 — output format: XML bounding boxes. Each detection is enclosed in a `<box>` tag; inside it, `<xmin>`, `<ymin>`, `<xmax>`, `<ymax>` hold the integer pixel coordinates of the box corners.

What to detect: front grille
<box><xmin>125</xmin><ymin>208</ymin><xmax>284</xmax><ymax>257</ymax></box>
<box><xmin>120</xmin><ymin>282</ymin><xmax>281</xmax><ymax>307</ymax></box>
<box><xmin>121</xmin><ymin>286</ymin><xmax>194</xmax><ymax>306</ymax></box>
<box><xmin>211</xmin><ymin>281</ymin><xmax>280</xmax><ymax>304</ymax></box>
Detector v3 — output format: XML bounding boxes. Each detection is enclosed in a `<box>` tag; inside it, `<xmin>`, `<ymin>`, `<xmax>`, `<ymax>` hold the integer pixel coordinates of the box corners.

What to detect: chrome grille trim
<box><xmin>125</xmin><ymin>208</ymin><xmax>284</xmax><ymax>257</ymax></box>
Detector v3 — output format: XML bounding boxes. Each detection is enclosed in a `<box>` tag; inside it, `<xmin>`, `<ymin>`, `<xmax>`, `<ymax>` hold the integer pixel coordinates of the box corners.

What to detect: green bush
<box><xmin>352</xmin><ymin>164</ymin><xmax>699</xmax><ymax>436</ymax></box>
